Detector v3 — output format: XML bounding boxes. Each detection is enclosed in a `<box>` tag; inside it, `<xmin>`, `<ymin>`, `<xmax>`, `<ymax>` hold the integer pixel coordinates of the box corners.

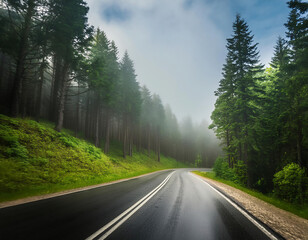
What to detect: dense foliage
<box><xmin>210</xmin><ymin>0</ymin><xmax>308</xmax><ymax>202</ymax></box>
<box><xmin>273</xmin><ymin>163</ymin><xmax>307</xmax><ymax>203</ymax></box>
<box><xmin>0</xmin><ymin>0</ymin><xmax>220</xmax><ymax>167</ymax></box>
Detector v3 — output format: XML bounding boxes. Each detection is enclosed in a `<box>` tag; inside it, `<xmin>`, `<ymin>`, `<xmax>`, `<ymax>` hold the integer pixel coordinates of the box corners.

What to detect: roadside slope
<box><xmin>0</xmin><ymin>114</ymin><xmax>187</xmax><ymax>202</ymax></box>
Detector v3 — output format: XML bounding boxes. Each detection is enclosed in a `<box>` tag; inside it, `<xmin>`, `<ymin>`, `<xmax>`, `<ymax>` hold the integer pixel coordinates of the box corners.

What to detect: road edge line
<box><xmin>190</xmin><ymin>172</ymin><xmax>281</xmax><ymax>240</ymax></box>
<box><xmin>98</xmin><ymin>172</ymin><xmax>175</xmax><ymax>240</ymax></box>
<box><xmin>86</xmin><ymin>171</ymin><xmax>175</xmax><ymax>240</ymax></box>
<box><xmin>0</xmin><ymin>169</ymin><xmax>174</xmax><ymax>209</ymax></box>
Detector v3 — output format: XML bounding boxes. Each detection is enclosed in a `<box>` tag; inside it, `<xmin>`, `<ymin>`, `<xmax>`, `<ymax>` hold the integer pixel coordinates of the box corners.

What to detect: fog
<box><xmin>86</xmin><ymin>0</ymin><xmax>289</xmax><ymax>124</ymax></box>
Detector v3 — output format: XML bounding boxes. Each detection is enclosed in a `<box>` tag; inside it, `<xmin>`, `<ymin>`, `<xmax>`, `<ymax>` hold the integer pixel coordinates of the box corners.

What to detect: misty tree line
<box><xmin>0</xmin><ymin>0</ymin><xmax>220</xmax><ymax>166</ymax></box>
<box><xmin>210</xmin><ymin>0</ymin><xmax>307</xmax><ymax>192</ymax></box>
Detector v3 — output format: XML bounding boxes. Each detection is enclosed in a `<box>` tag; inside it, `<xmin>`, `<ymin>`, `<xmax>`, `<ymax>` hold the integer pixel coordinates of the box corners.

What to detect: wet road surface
<box><xmin>0</xmin><ymin>169</ymin><xmax>280</xmax><ymax>240</ymax></box>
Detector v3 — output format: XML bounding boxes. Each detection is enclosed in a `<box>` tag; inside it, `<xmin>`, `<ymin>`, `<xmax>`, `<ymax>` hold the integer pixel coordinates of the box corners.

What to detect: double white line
<box><xmin>86</xmin><ymin>171</ymin><xmax>175</xmax><ymax>240</ymax></box>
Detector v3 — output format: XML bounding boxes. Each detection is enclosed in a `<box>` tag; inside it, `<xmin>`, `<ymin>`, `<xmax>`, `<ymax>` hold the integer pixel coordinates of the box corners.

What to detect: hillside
<box><xmin>0</xmin><ymin>114</ymin><xmax>187</xmax><ymax>202</ymax></box>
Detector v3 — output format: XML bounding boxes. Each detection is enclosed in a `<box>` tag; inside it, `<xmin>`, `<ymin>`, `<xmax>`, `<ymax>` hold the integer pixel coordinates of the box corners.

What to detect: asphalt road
<box><xmin>0</xmin><ymin>169</ymin><xmax>279</xmax><ymax>240</ymax></box>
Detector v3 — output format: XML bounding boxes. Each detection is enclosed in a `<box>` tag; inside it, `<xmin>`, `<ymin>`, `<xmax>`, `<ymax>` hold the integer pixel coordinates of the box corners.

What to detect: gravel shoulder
<box><xmin>194</xmin><ymin>174</ymin><xmax>308</xmax><ymax>240</ymax></box>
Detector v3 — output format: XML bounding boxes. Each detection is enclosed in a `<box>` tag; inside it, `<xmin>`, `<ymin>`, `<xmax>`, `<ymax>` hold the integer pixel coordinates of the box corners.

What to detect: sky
<box><xmin>85</xmin><ymin>0</ymin><xmax>290</xmax><ymax>124</ymax></box>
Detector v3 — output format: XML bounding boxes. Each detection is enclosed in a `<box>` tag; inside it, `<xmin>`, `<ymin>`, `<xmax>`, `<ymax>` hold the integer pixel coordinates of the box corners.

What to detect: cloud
<box><xmin>102</xmin><ymin>4</ymin><xmax>132</xmax><ymax>22</ymax></box>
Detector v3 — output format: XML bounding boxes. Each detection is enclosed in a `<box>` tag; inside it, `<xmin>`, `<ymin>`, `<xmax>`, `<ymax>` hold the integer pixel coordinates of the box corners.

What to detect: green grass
<box><xmin>193</xmin><ymin>171</ymin><xmax>308</xmax><ymax>220</ymax></box>
<box><xmin>0</xmin><ymin>114</ymin><xmax>188</xmax><ymax>202</ymax></box>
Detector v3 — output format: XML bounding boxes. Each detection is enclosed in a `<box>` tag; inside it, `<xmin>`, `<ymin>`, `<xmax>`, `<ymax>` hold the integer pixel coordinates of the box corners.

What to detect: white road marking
<box><xmin>0</xmin><ymin>169</ymin><xmax>172</xmax><ymax>209</ymax></box>
<box><xmin>191</xmin><ymin>173</ymin><xmax>278</xmax><ymax>240</ymax></box>
<box><xmin>86</xmin><ymin>171</ymin><xmax>175</xmax><ymax>240</ymax></box>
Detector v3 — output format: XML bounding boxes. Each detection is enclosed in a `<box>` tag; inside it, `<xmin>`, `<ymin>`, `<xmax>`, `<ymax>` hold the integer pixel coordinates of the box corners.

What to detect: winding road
<box><xmin>0</xmin><ymin>169</ymin><xmax>281</xmax><ymax>240</ymax></box>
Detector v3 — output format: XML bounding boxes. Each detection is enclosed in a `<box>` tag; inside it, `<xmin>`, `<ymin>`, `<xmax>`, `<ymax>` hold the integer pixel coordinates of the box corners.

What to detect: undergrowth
<box><xmin>193</xmin><ymin>171</ymin><xmax>308</xmax><ymax>220</ymax></box>
<box><xmin>0</xmin><ymin>114</ymin><xmax>187</xmax><ymax>202</ymax></box>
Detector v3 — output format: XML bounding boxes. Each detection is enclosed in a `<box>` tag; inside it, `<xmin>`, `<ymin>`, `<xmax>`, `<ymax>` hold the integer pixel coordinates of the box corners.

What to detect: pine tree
<box><xmin>104</xmin><ymin>40</ymin><xmax>120</xmax><ymax>153</ymax></box>
<box><xmin>270</xmin><ymin>36</ymin><xmax>290</xmax><ymax>70</ymax></box>
<box><xmin>211</xmin><ymin>14</ymin><xmax>263</xmax><ymax>186</ymax></box>
<box><xmin>88</xmin><ymin>29</ymin><xmax>111</xmax><ymax>147</ymax></box>
<box><xmin>162</xmin><ymin>105</ymin><xmax>181</xmax><ymax>159</ymax></box>
<box><xmin>284</xmin><ymin>0</ymin><xmax>308</xmax><ymax>168</ymax></box>
<box><xmin>47</xmin><ymin>0</ymin><xmax>93</xmax><ymax>132</ymax></box>
<box><xmin>140</xmin><ymin>86</ymin><xmax>153</xmax><ymax>156</ymax></box>
<box><xmin>151</xmin><ymin>94</ymin><xmax>165</xmax><ymax>162</ymax></box>
<box><xmin>119</xmin><ymin>51</ymin><xmax>141</xmax><ymax>158</ymax></box>
<box><xmin>210</xmin><ymin>53</ymin><xmax>237</xmax><ymax>168</ymax></box>
<box><xmin>0</xmin><ymin>0</ymin><xmax>47</xmax><ymax>116</ymax></box>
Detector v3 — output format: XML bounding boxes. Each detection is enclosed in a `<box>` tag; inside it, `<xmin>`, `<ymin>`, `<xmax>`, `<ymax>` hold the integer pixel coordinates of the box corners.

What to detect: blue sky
<box><xmin>86</xmin><ymin>0</ymin><xmax>290</xmax><ymax>124</ymax></box>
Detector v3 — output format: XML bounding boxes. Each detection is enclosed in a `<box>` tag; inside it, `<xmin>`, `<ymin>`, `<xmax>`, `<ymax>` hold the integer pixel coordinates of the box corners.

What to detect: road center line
<box><xmin>85</xmin><ymin>171</ymin><xmax>175</xmax><ymax>240</ymax></box>
<box><xmin>190</xmin><ymin>173</ymin><xmax>278</xmax><ymax>240</ymax></box>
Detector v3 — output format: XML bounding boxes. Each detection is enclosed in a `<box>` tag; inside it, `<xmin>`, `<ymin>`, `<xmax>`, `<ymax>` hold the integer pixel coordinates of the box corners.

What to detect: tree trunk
<box><xmin>157</xmin><ymin>133</ymin><xmax>161</xmax><ymax>162</ymax></box>
<box><xmin>95</xmin><ymin>105</ymin><xmax>100</xmax><ymax>147</ymax></box>
<box><xmin>0</xmin><ymin>53</ymin><xmax>5</xmax><ymax>91</ymax></box>
<box><xmin>11</xmin><ymin>0</ymin><xmax>35</xmax><ymax>116</ymax></box>
<box><xmin>50</xmin><ymin>56</ymin><xmax>63</xmax><ymax>121</ymax></box>
<box><xmin>75</xmin><ymin>82</ymin><xmax>80</xmax><ymax>137</ymax></box>
<box><xmin>85</xmin><ymin>90</ymin><xmax>90</xmax><ymax>139</ymax></box>
<box><xmin>118</xmin><ymin>118</ymin><xmax>121</xmax><ymax>141</ymax></box>
<box><xmin>104</xmin><ymin>110</ymin><xmax>110</xmax><ymax>154</ymax></box>
<box><xmin>147</xmin><ymin>125</ymin><xmax>151</xmax><ymax>157</ymax></box>
<box><xmin>156</xmin><ymin>127</ymin><xmax>161</xmax><ymax>162</ymax></box>
<box><xmin>129</xmin><ymin>127</ymin><xmax>133</xmax><ymax>157</ymax></box>
<box><xmin>55</xmin><ymin>63</ymin><xmax>69</xmax><ymax>132</ymax></box>
<box><xmin>49</xmin><ymin>55</ymin><xmax>56</xmax><ymax>119</ymax></box>
<box><xmin>296</xmin><ymin>119</ymin><xmax>303</xmax><ymax>167</ymax></box>
<box><xmin>35</xmin><ymin>57</ymin><xmax>46</xmax><ymax>122</ymax></box>
<box><xmin>243</xmin><ymin>125</ymin><xmax>248</xmax><ymax>165</ymax></box>
<box><xmin>226</xmin><ymin>129</ymin><xmax>231</xmax><ymax>168</ymax></box>
<box><xmin>123</xmin><ymin>117</ymin><xmax>127</xmax><ymax>159</ymax></box>
<box><xmin>138</xmin><ymin>125</ymin><xmax>141</xmax><ymax>152</ymax></box>
<box><xmin>20</xmin><ymin>77</ymin><xmax>27</xmax><ymax>118</ymax></box>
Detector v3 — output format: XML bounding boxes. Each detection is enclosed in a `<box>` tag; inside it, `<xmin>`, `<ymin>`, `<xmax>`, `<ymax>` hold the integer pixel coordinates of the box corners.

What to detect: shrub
<box><xmin>234</xmin><ymin>160</ymin><xmax>247</xmax><ymax>185</ymax></box>
<box><xmin>213</xmin><ymin>157</ymin><xmax>238</xmax><ymax>182</ymax></box>
<box><xmin>213</xmin><ymin>157</ymin><xmax>226</xmax><ymax>177</ymax></box>
<box><xmin>273</xmin><ymin>163</ymin><xmax>306</xmax><ymax>203</ymax></box>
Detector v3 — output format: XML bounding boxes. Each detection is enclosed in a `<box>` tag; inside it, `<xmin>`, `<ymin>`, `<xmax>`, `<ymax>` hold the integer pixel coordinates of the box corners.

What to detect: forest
<box><xmin>210</xmin><ymin>1</ymin><xmax>307</xmax><ymax>202</ymax></box>
<box><xmin>0</xmin><ymin>0</ymin><xmax>307</xmax><ymax>205</ymax></box>
<box><xmin>0</xmin><ymin>0</ymin><xmax>220</xmax><ymax>168</ymax></box>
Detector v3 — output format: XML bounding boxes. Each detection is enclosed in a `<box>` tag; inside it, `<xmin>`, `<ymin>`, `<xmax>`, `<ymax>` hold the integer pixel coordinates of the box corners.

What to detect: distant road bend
<box><xmin>0</xmin><ymin>169</ymin><xmax>281</xmax><ymax>240</ymax></box>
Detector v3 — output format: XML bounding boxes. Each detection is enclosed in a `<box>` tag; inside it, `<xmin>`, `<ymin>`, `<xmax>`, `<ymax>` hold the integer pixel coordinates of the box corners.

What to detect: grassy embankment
<box><xmin>193</xmin><ymin>171</ymin><xmax>308</xmax><ymax>219</ymax></box>
<box><xmin>0</xmin><ymin>114</ymin><xmax>188</xmax><ymax>202</ymax></box>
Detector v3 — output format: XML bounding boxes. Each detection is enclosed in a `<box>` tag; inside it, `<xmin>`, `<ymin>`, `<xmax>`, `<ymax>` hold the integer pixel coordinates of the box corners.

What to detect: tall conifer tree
<box><xmin>119</xmin><ymin>51</ymin><xmax>141</xmax><ymax>158</ymax></box>
<box><xmin>211</xmin><ymin>14</ymin><xmax>263</xmax><ymax>186</ymax></box>
<box><xmin>284</xmin><ymin>0</ymin><xmax>308</xmax><ymax>167</ymax></box>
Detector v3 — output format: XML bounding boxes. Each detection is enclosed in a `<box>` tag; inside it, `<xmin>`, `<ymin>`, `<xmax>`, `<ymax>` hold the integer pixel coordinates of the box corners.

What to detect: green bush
<box><xmin>213</xmin><ymin>157</ymin><xmax>238</xmax><ymax>182</ymax></box>
<box><xmin>234</xmin><ymin>160</ymin><xmax>247</xmax><ymax>185</ymax></box>
<box><xmin>273</xmin><ymin>163</ymin><xmax>306</xmax><ymax>203</ymax></box>
<box><xmin>213</xmin><ymin>157</ymin><xmax>225</xmax><ymax>177</ymax></box>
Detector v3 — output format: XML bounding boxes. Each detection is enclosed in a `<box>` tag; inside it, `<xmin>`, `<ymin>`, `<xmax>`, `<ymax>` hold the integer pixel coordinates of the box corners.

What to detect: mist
<box><xmin>85</xmin><ymin>0</ymin><xmax>289</xmax><ymax>123</ymax></box>
<box><xmin>0</xmin><ymin>0</ymin><xmax>292</xmax><ymax>168</ymax></box>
